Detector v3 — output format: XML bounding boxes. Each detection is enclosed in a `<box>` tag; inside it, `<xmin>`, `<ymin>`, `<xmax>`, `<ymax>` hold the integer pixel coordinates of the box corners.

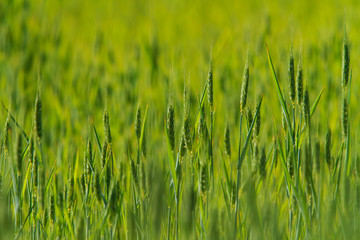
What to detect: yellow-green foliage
<box><xmin>1</xmin><ymin>0</ymin><xmax>360</xmax><ymax>239</ymax></box>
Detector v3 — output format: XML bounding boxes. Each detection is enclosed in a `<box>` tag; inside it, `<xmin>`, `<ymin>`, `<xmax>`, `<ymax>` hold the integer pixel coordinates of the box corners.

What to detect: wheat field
<box><xmin>1</xmin><ymin>0</ymin><xmax>360</xmax><ymax>239</ymax></box>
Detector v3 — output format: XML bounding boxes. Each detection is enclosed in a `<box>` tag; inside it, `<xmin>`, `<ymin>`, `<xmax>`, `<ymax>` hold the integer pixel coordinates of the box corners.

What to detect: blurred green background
<box><xmin>1</xmin><ymin>0</ymin><xmax>359</xmax><ymax>147</ymax></box>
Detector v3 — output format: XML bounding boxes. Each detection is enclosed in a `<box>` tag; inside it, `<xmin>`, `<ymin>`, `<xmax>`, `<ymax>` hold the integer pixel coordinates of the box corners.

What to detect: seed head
<box><xmin>288</xmin><ymin>51</ymin><xmax>295</xmax><ymax>102</ymax></box>
<box><xmin>179</xmin><ymin>133</ymin><xmax>187</xmax><ymax>159</ymax></box>
<box><xmin>103</xmin><ymin>110</ymin><xmax>112</xmax><ymax>144</ymax></box>
<box><xmin>224</xmin><ymin>123</ymin><xmax>231</xmax><ymax>158</ymax></box>
<box><xmin>240</xmin><ymin>62</ymin><xmax>249</xmax><ymax>113</ymax></box>
<box><xmin>253</xmin><ymin>100</ymin><xmax>261</xmax><ymax>140</ymax></box>
<box><xmin>296</xmin><ymin>60</ymin><xmax>303</xmax><ymax>106</ymax></box>
<box><xmin>50</xmin><ymin>194</ymin><xmax>55</xmax><ymax>224</ymax></box>
<box><xmin>34</xmin><ymin>93</ymin><xmax>42</xmax><ymax>141</ymax></box>
<box><xmin>101</xmin><ymin>141</ymin><xmax>108</xmax><ymax>169</ymax></box>
<box><xmin>28</xmin><ymin>135</ymin><xmax>34</xmax><ymax>164</ymax></box>
<box><xmin>135</xmin><ymin>106</ymin><xmax>141</xmax><ymax>141</ymax></box>
<box><xmin>166</xmin><ymin>104</ymin><xmax>175</xmax><ymax>151</ymax></box>
<box><xmin>259</xmin><ymin>147</ymin><xmax>266</xmax><ymax>179</ymax></box>
<box><xmin>287</xmin><ymin>156</ymin><xmax>294</xmax><ymax>179</ymax></box>
<box><xmin>342</xmin><ymin>98</ymin><xmax>348</xmax><ymax>139</ymax></box>
<box><xmin>303</xmin><ymin>89</ymin><xmax>310</xmax><ymax>125</ymax></box>
<box><xmin>200</xmin><ymin>162</ymin><xmax>208</xmax><ymax>198</ymax></box>
<box><xmin>16</xmin><ymin>133</ymin><xmax>23</xmax><ymax>176</ymax></box>
<box><xmin>342</xmin><ymin>36</ymin><xmax>350</xmax><ymax>88</ymax></box>
<box><xmin>207</xmin><ymin>63</ymin><xmax>213</xmax><ymax>112</ymax></box>
<box><xmin>325</xmin><ymin>127</ymin><xmax>332</xmax><ymax>170</ymax></box>
<box><xmin>183</xmin><ymin>116</ymin><xmax>192</xmax><ymax>151</ymax></box>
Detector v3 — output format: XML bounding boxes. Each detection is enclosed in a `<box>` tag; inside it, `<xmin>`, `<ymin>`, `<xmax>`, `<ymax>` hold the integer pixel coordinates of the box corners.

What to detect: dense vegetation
<box><xmin>1</xmin><ymin>0</ymin><xmax>360</xmax><ymax>239</ymax></box>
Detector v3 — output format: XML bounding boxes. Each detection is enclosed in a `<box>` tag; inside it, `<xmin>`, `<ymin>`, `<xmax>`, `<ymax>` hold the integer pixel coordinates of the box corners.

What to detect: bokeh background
<box><xmin>1</xmin><ymin>0</ymin><xmax>359</xmax><ymax>149</ymax></box>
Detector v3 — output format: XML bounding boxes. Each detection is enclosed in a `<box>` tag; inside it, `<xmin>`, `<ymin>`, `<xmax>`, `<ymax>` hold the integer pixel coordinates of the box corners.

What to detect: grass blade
<box><xmin>266</xmin><ymin>44</ymin><xmax>294</xmax><ymax>146</ymax></box>
<box><xmin>92</xmin><ymin>120</ymin><xmax>102</xmax><ymax>153</ymax></box>
<box><xmin>310</xmin><ymin>87</ymin><xmax>325</xmax><ymax>117</ymax></box>
<box><xmin>165</xmin><ymin>120</ymin><xmax>177</xmax><ymax>192</ymax></box>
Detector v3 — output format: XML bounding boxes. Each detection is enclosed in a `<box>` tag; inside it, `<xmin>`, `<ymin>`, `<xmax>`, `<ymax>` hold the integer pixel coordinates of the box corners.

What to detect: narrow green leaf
<box><xmin>277</xmin><ymin>135</ymin><xmax>309</xmax><ymax>227</ymax></box>
<box><xmin>74</xmin><ymin>150</ymin><xmax>80</xmax><ymax>183</ymax></box>
<box><xmin>44</xmin><ymin>162</ymin><xmax>56</xmax><ymax>194</ymax></box>
<box><xmin>266</xmin><ymin>44</ymin><xmax>295</xmax><ymax>146</ymax></box>
<box><xmin>0</xmin><ymin>101</ymin><xmax>29</xmax><ymax>142</ymax></box>
<box><xmin>345</xmin><ymin>69</ymin><xmax>352</xmax><ymax>175</ymax></box>
<box><xmin>93</xmin><ymin>120</ymin><xmax>102</xmax><ymax>153</ymax></box>
<box><xmin>139</xmin><ymin>105</ymin><xmax>149</xmax><ymax>154</ymax></box>
<box><xmin>14</xmin><ymin>203</ymin><xmax>35</xmax><ymax>240</ymax></box>
<box><xmin>194</xmin><ymin>84</ymin><xmax>208</xmax><ymax>133</ymax></box>
<box><xmin>21</xmin><ymin>163</ymin><xmax>32</xmax><ymax>201</ymax></box>
<box><xmin>347</xmin><ymin>69</ymin><xmax>352</xmax><ymax>103</ymax></box>
<box><xmin>310</xmin><ymin>87</ymin><xmax>325</xmax><ymax>117</ymax></box>
<box><xmin>222</xmin><ymin>159</ymin><xmax>231</xmax><ymax>191</ymax></box>
<box><xmin>165</xmin><ymin>120</ymin><xmax>177</xmax><ymax>192</ymax></box>
<box><xmin>238</xmin><ymin>97</ymin><xmax>263</xmax><ymax>170</ymax></box>
<box><xmin>63</xmin><ymin>207</ymin><xmax>76</xmax><ymax>239</ymax></box>
<box><xmin>221</xmin><ymin>181</ymin><xmax>231</xmax><ymax>215</ymax></box>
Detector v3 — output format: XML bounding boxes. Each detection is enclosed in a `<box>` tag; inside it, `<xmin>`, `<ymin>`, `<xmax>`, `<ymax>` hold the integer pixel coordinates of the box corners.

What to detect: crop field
<box><xmin>1</xmin><ymin>0</ymin><xmax>360</xmax><ymax>239</ymax></box>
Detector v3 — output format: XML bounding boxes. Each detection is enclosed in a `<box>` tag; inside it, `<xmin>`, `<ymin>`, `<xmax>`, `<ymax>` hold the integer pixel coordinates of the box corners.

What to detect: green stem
<box><xmin>293</xmin><ymin>105</ymin><xmax>296</xmax><ymax>147</ymax></box>
<box><xmin>175</xmin><ymin>176</ymin><xmax>181</xmax><ymax>240</ymax></box>
<box><xmin>210</xmin><ymin>110</ymin><xmax>214</xmax><ymax>191</ymax></box>
<box><xmin>234</xmin><ymin>114</ymin><xmax>243</xmax><ymax>237</ymax></box>
<box><xmin>167</xmin><ymin>207</ymin><xmax>171</xmax><ymax>240</ymax></box>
